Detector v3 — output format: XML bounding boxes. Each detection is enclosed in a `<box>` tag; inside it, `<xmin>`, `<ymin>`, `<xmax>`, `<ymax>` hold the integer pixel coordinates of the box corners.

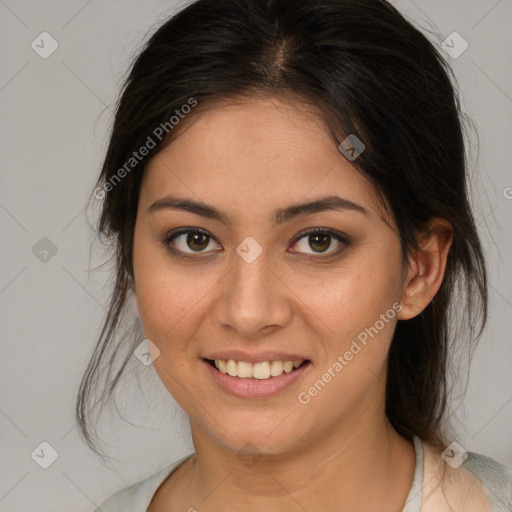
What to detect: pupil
<box><xmin>309</xmin><ymin>234</ymin><xmax>330</xmax><ymax>252</ymax></box>
<box><xmin>187</xmin><ymin>233</ymin><xmax>209</xmax><ymax>251</ymax></box>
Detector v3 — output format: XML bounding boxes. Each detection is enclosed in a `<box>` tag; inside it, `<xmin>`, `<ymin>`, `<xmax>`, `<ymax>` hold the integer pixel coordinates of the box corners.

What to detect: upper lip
<box><xmin>203</xmin><ymin>350</ymin><xmax>310</xmax><ymax>364</ymax></box>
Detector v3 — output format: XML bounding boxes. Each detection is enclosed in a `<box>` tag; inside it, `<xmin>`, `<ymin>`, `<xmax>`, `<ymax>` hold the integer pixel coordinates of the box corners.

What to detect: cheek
<box><xmin>136</xmin><ymin>269</ymin><xmax>202</xmax><ymax>345</ymax></box>
<box><xmin>288</xmin><ymin>243</ymin><xmax>403</xmax><ymax>371</ymax></box>
<box><xmin>289</xmin><ymin>254</ymin><xmax>402</xmax><ymax>423</ymax></box>
<box><xmin>301</xmin><ymin>255</ymin><xmax>401</xmax><ymax>332</ymax></box>
<box><xmin>133</xmin><ymin>234</ymin><xmax>194</xmax><ymax>346</ymax></box>
<box><xmin>133</xmin><ymin>245</ymin><xmax>223</xmax><ymax>361</ymax></box>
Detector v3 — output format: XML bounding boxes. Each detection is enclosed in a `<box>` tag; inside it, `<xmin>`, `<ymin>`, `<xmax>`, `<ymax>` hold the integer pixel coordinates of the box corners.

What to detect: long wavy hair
<box><xmin>77</xmin><ymin>0</ymin><xmax>488</xmax><ymax>461</ymax></box>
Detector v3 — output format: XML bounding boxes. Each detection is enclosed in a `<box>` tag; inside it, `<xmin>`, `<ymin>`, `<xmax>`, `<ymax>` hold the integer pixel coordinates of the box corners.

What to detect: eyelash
<box><xmin>160</xmin><ymin>227</ymin><xmax>351</xmax><ymax>261</ymax></box>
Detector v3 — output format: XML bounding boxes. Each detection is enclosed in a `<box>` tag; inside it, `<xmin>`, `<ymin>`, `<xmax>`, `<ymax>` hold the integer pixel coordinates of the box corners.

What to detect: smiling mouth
<box><xmin>203</xmin><ymin>358</ymin><xmax>310</xmax><ymax>380</ymax></box>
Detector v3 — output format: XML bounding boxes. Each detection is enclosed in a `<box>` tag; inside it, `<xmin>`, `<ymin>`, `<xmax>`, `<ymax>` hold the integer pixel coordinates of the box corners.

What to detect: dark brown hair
<box><xmin>77</xmin><ymin>0</ymin><xmax>488</xmax><ymax>461</ymax></box>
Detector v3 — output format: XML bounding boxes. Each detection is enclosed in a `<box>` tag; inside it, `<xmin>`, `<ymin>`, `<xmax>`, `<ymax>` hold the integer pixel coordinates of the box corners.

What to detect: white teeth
<box><xmin>270</xmin><ymin>360</ymin><xmax>283</xmax><ymax>376</ymax></box>
<box><xmin>212</xmin><ymin>358</ymin><xmax>305</xmax><ymax>379</ymax></box>
<box><xmin>253</xmin><ymin>361</ymin><xmax>271</xmax><ymax>379</ymax></box>
<box><xmin>226</xmin><ymin>359</ymin><xmax>238</xmax><ymax>377</ymax></box>
<box><xmin>218</xmin><ymin>360</ymin><xmax>227</xmax><ymax>374</ymax></box>
<box><xmin>237</xmin><ymin>361</ymin><xmax>253</xmax><ymax>378</ymax></box>
<box><xmin>283</xmin><ymin>361</ymin><xmax>294</xmax><ymax>373</ymax></box>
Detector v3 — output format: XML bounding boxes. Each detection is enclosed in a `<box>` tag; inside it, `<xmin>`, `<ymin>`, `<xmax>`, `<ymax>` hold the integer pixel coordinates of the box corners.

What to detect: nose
<box><xmin>213</xmin><ymin>248</ymin><xmax>293</xmax><ymax>338</ymax></box>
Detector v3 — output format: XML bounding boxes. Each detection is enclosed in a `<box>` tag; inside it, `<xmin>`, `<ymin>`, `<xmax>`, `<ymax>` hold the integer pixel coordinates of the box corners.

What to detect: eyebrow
<box><xmin>147</xmin><ymin>194</ymin><xmax>368</xmax><ymax>225</ymax></box>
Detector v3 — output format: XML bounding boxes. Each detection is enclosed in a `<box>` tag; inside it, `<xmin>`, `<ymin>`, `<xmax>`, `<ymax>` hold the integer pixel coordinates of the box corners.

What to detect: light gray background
<box><xmin>0</xmin><ymin>1</ymin><xmax>511</xmax><ymax>510</ymax></box>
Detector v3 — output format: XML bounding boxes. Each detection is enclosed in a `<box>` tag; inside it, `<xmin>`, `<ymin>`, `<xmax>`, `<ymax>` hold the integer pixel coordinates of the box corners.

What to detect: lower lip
<box><xmin>203</xmin><ymin>359</ymin><xmax>312</xmax><ymax>399</ymax></box>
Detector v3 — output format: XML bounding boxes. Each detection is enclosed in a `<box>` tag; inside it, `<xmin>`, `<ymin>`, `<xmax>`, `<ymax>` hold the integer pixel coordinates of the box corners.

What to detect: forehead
<box><xmin>139</xmin><ymin>97</ymin><xmax>384</xmax><ymax>225</ymax></box>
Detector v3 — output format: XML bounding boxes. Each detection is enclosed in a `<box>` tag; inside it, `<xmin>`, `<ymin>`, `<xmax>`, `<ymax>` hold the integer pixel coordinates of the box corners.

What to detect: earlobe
<box><xmin>397</xmin><ymin>218</ymin><xmax>453</xmax><ymax>321</ymax></box>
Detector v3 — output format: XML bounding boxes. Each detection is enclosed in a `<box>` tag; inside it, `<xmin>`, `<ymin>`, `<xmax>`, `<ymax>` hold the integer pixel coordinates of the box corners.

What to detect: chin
<box><xmin>208</xmin><ymin>420</ymin><xmax>303</xmax><ymax>458</ymax></box>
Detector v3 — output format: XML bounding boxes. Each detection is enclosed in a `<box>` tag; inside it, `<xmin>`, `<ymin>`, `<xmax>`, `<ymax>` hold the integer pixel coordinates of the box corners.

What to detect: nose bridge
<box><xmin>215</xmin><ymin>239</ymin><xmax>291</xmax><ymax>336</ymax></box>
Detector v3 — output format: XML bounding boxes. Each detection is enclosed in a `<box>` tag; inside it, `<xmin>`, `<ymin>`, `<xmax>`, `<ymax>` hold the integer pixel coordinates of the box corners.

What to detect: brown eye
<box><xmin>291</xmin><ymin>229</ymin><xmax>350</xmax><ymax>257</ymax></box>
<box><xmin>184</xmin><ymin>232</ymin><xmax>210</xmax><ymax>251</ymax></box>
<box><xmin>162</xmin><ymin>228</ymin><xmax>220</xmax><ymax>257</ymax></box>
<box><xmin>307</xmin><ymin>233</ymin><xmax>331</xmax><ymax>253</ymax></box>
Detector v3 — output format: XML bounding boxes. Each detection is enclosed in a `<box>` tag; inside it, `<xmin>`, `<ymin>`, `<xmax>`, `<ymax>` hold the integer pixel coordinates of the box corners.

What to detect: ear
<box><xmin>397</xmin><ymin>217</ymin><xmax>453</xmax><ymax>320</ymax></box>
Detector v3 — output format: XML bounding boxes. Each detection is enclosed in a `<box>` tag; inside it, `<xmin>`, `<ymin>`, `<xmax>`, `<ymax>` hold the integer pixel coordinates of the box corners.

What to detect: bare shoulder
<box><xmin>420</xmin><ymin>441</ymin><xmax>512</xmax><ymax>512</ymax></box>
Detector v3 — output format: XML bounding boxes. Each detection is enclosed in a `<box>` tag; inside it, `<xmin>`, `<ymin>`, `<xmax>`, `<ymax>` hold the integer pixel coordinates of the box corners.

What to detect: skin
<box><xmin>132</xmin><ymin>96</ymin><xmax>453</xmax><ymax>511</ymax></box>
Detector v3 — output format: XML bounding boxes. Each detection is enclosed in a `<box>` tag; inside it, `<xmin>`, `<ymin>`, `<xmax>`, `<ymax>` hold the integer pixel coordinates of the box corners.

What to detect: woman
<box><xmin>79</xmin><ymin>0</ymin><xmax>512</xmax><ymax>510</ymax></box>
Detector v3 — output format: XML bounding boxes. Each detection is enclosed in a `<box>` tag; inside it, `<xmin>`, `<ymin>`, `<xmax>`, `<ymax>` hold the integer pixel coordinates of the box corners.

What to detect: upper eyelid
<box><xmin>165</xmin><ymin>226</ymin><xmax>347</xmax><ymax>241</ymax></box>
<box><xmin>164</xmin><ymin>227</ymin><xmax>349</xmax><ymax>252</ymax></box>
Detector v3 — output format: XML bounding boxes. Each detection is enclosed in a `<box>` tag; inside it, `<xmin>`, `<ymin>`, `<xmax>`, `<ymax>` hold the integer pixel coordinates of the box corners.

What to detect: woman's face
<box><xmin>133</xmin><ymin>97</ymin><xmax>407</xmax><ymax>455</ymax></box>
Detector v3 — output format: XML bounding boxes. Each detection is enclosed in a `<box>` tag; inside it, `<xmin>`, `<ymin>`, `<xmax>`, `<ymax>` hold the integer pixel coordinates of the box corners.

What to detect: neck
<box><xmin>184</xmin><ymin>401</ymin><xmax>415</xmax><ymax>511</ymax></box>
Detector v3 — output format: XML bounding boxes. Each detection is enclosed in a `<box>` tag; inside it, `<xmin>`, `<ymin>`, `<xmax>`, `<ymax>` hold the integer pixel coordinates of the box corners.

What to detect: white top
<box><xmin>93</xmin><ymin>436</ymin><xmax>512</xmax><ymax>511</ymax></box>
